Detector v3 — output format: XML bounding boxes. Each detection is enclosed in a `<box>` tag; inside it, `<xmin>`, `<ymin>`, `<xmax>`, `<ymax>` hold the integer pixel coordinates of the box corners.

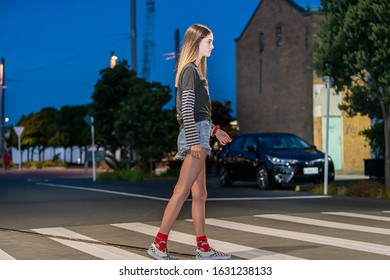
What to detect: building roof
<box><xmin>235</xmin><ymin>0</ymin><xmax>311</xmax><ymax>42</ymax></box>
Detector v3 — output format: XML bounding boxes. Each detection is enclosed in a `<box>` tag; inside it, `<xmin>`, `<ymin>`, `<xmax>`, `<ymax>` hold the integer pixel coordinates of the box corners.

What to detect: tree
<box><xmin>91</xmin><ymin>60</ymin><xmax>144</xmax><ymax>151</ymax></box>
<box><xmin>91</xmin><ymin>60</ymin><xmax>177</xmax><ymax>171</ymax></box>
<box><xmin>115</xmin><ymin>86</ymin><xmax>177</xmax><ymax>171</ymax></box>
<box><xmin>14</xmin><ymin>108</ymin><xmax>59</xmax><ymax>162</ymax></box>
<box><xmin>57</xmin><ymin>105</ymin><xmax>91</xmax><ymax>163</ymax></box>
<box><xmin>313</xmin><ymin>0</ymin><xmax>390</xmax><ymax>189</ymax></box>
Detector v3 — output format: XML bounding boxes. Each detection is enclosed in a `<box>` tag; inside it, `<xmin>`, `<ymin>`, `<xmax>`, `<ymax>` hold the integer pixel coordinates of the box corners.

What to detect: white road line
<box><xmin>0</xmin><ymin>249</ymin><xmax>16</xmax><ymax>260</ymax></box>
<box><xmin>111</xmin><ymin>222</ymin><xmax>303</xmax><ymax>260</ymax></box>
<box><xmin>31</xmin><ymin>227</ymin><xmax>149</xmax><ymax>260</ymax></box>
<box><xmin>36</xmin><ymin>182</ymin><xmax>331</xmax><ymax>202</ymax></box>
<box><xmin>206</xmin><ymin>195</ymin><xmax>332</xmax><ymax>201</ymax></box>
<box><xmin>256</xmin><ymin>214</ymin><xmax>390</xmax><ymax>235</ymax></box>
<box><xmin>36</xmin><ymin>182</ymin><xmax>169</xmax><ymax>201</ymax></box>
<box><xmin>323</xmin><ymin>212</ymin><xmax>390</xmax><ymax>222</ymax></box>
<box><xmin>205</xmin><ymin>218</ymin><xmax>390</xmax><ymax>257</ymax></box>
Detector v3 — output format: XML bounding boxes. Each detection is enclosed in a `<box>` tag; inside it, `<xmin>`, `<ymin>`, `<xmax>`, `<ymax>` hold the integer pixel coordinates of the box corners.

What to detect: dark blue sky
<box><xmin>1</xmin><ymin>0</ymin><xmax>320</xmax><ymax>125</ymax></box>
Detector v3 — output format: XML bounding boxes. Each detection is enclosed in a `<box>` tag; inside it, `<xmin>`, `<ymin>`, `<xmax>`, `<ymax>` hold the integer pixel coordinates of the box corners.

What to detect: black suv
<box><xmin>217</xmin><ymin>132</ymin><xmax>335</xmax><ymax>189</ymax></box>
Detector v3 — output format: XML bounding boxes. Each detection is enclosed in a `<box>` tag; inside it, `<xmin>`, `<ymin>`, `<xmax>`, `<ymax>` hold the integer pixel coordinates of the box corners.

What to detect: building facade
<box><xmin>235</xmin><ymin>0</ymin><xmax>370</xmax><ymax>172</ymax></box>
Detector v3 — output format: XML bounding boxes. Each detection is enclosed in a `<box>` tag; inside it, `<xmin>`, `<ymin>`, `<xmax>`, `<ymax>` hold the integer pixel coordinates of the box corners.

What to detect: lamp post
<box><xmin>0</xmin><ymin>58</ymin><xmax>5</xmax><ymax>159</ymax></box>
<box><xmin>110</xmin><ymin>51</ymin><xmax>118</xmax><ymax>69</ymax></box>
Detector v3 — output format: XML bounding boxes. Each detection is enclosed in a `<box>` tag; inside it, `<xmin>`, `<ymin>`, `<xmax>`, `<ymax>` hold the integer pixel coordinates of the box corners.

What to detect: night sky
<box><xmin>1</xmin><ymin>0</ymin><xmax>320</xmax><ymax>125</ymax></box>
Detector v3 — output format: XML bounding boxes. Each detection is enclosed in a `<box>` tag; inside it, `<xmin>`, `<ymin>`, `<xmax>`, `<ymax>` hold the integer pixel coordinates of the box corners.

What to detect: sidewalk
<box><xmin>335</xmin><ymin>170</ymin><xmax>369</xmax><ymax>182</ymax></box>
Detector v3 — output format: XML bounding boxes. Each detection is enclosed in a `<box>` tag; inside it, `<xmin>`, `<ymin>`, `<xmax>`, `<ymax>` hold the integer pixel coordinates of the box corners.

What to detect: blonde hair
<box><xmin>175</xmin><ymin>24</ymin><xmax>212</xmax><ymax>87</ymax></box>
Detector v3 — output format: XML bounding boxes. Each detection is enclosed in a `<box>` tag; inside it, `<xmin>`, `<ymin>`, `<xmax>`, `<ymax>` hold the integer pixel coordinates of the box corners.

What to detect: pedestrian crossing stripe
<box><xmin>3</xmin><ymin>211</ymin><xmax>390</xmax><ymax>260</ymax></box>
<box><xmin>31</xmin><ymin>227</ymin><xmax>149</xmax><ymax>260</ymax></box>
<box><xmin>0</xmin><ymin>249</ymin><xmax>15</xmax><ymax>260</ymax></box>
<box><xmin>256</xmin><ymin>214</ymin><xmax>390</xmax><ymax>235</ymax></box>
<box><xmin>111</xmin><ymin>222</ymin><xmax>303</xmax><ymax>260</ymax></box>
<box><xmin>322</xmin><ymin>212</ymin><xmax>390</xmax><ymax>222</ymax></box>
<box><xmin>204</xmin><ymin>218</ymin><xmax>390</xmax><ymax>257</ymax></box>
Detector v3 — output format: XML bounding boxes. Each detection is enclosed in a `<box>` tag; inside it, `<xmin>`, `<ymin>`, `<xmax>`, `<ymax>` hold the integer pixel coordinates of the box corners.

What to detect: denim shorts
<box><xmin>175</xmin><ymin>120</ymin><xmax>212</xmax><ymax>160</ymax></box>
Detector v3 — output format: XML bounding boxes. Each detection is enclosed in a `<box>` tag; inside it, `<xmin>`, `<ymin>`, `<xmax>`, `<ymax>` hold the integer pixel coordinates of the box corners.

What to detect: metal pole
<box><xmin>131</xmin><ymin>0</ymin><xmax>137</xmax><ymax>72</ymax></box>
<box><xmin>174</xmin><ymin>29</ymin><xmax>180</xmax><ymax>68</ymax></box>
<box><xmin>18</xmin><ymin>134</ymin><xmax>22</xmax><ymax>170</ymax></box>
<box><xmin>323</xmin><ymin>76</ymin><xmax>331</xmax><ymax>195</ymax></box>
<box><xmin>0</xmin><ymin>58</ymin><xmax>5</xmax><ymax>159</ymax></box>
<box><xmin>91</xmin><ymin>116</ymin><xmax>96</xmax><ymax>182</ymax></box>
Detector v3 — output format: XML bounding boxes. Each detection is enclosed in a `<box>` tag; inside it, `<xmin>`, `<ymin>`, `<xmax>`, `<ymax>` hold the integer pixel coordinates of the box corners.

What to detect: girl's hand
<box><xmin>190</xmin><ymin>144</ymin><xmax>202</xmax><ymax>159</ymax></box>
<box><xmin>216</xmin><ymin>129</ymin><xmax>232</xmax><ymax>145</ymax></box>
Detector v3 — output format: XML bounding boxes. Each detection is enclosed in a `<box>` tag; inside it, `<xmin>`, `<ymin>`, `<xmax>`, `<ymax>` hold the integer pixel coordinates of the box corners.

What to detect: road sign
<box><xmin>14</xmin><ymin>126</ymin><xmax>24</xmax><ymax>136</ymax></box>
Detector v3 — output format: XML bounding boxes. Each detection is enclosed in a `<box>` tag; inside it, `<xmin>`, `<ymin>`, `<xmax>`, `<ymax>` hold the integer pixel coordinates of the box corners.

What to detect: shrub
<box><xmin>21</xmin><ymin>160</ymin><xmax>67</xmax><ymax>169</ymax></box>
<box><xmin>98</xmin><ymin>170</ymin><xmax>144</xmax><ymax>182</ymax></box>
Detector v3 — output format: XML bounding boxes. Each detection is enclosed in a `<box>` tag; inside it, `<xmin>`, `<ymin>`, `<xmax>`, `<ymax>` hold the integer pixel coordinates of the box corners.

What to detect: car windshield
<box><xmin>258</xmin><ymin>135</ymin><xmax>312</xmax><ymax>150</ymax></box>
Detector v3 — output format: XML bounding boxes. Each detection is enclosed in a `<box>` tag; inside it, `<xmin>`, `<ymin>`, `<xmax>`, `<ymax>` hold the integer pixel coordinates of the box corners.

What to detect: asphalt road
<box><xmin>1</xmin><ymin>168</ymin><xmax>390</xmax><ymax>260</ymax></box>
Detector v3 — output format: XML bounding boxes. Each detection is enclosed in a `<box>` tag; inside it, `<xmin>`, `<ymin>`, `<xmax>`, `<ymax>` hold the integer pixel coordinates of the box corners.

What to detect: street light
<box><xmin>110</xmin><ymin>51</ymin><xmax>118</xmax><ymax>69</ymax></box>
<box><xmin>0</xmin><ymin>58</ymin><xmax>5</xmax><ymax>159</ymax></box>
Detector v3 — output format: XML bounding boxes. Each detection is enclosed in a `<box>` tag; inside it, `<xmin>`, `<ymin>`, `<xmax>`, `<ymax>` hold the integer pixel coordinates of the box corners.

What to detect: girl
<box><xmin>147</xmin><ymin>24</ymin><xmax>232</xmax><ymax>260</ymax></box>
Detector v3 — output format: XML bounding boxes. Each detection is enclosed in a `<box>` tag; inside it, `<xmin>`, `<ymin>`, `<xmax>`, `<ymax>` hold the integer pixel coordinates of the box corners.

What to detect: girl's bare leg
<box><xmin>158</xmin><ymin>148</ymin><xmax>207</xmax><ymax>235</ymax></box>
<box><xmin>191</xmin><ymin>163</ymin><xmax>207</xmax><ymax>237</ymax></box>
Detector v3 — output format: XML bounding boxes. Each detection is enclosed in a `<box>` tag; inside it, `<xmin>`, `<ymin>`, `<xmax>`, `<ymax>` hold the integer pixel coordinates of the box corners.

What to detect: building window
<box><xmin>259</xmin><ymin>31</ymin><xmax>264</xmax><ymax>53</ymax></box>
<box><xmin>258</xmin><ymin>31</ymin><xmax>264</xmax><ymax>93</ymax></box>
<box><xmin>275</xmin><ymin>24</ymin><xmax>282</xmax><ymax>47</ymax></box>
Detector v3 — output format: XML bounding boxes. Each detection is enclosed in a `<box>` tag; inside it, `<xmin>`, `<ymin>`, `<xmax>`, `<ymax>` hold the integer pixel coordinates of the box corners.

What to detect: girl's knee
<box><xmin>192</xmin><ymin>189</ymin><xmax>207</xmax><ymax>202</ymax></box>
<box><xmin>173</xmin><ymin>186</ymin><xmax>191</xmax><ymax>201</ymax></box>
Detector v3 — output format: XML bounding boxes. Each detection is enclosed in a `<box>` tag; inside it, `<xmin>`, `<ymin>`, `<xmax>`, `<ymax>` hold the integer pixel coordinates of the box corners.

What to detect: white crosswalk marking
<box><xmin>111</xmin><ymin>222</ymin><xmax>303</xmax><ymax>260</ymax></box>
<box><xmin>323</xmin><ymin>212</ymin><xmax>390</xmax><ymax>222</ymax></box>
<box><xmin>31</xmin><ymin>227</ymin><xmax>149</xmax><ymax>260</ymax></box>
<box><xmin>205</xmin><ymin>218</ymin><xmax>390</xmax><ymax>256</ymax></box>
<box><xmin>0</xmin><ymin>249</ymin><xmax>15</xmax><ymax>260</ymax></box>
<box><xmin>256</xmin><ymin>214</ymin><xmax>390</xmax><ymax>235</ymax></box>
<box><xmin>2</xmin><ymin>211</ymin><xmax>390</xmax><ymax>260</ymax></box>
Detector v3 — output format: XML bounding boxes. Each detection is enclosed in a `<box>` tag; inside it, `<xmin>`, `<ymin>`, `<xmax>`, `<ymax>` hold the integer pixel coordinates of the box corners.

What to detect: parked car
<box><xmin>217</xmin><ymin>132</ymin><xmax>335</xmax><ymax>189</ymax></box>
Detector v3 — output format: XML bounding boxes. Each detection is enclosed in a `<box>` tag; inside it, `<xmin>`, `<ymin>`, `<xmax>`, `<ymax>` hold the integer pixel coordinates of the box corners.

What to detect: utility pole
<box><xmin>0</xmin><ymin>58</ymin><xmax>5</xmax><ymax>159</ymax></box>
<box><xmin>174</xmin><ymin>29</ymin><xmax>180</xmax><ymax>68</ymax></box>
<box><xmin>131</xmin><ymin>0</ymin><xmax>137</xmax><ymax>72</ymax></box>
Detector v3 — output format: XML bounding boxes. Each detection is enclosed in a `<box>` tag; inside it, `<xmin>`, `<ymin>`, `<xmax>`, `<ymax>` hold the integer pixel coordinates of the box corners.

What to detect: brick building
<box><xmin>235</xmin><ymin>0</ymin><xmax>370</xmax><ymax>172</ymax></box>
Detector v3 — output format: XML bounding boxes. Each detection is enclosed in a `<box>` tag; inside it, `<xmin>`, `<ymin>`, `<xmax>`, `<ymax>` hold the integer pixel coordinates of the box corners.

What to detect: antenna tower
<box><xmin>142</xmin><ymin>0</ymin><xmax>155</xmax><ymax>81</ymax></box>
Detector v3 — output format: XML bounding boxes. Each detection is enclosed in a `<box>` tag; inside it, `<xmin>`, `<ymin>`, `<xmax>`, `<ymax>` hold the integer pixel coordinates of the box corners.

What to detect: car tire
<box><xmin>256</xmin><ymin>165</ymin><xmax>270</xmax><ymax>190</ymax></box>
<box><xmin>218</xmin><ymin>165</ymin><xmax>232</xmax><ymax>187</ymax></box>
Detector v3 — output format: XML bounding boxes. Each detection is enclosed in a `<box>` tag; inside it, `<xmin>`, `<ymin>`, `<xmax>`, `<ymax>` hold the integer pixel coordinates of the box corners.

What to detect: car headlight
<box><xmin>266</xmin><ymin>155</ymin><xmax>297</xmax><ymax>165</ymax></box>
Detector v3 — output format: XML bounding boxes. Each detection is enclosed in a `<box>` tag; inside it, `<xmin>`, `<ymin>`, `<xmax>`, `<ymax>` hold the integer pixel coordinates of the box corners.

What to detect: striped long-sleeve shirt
<box><xmin>176</xmin><ymin>63</ymin><xmax>212</xmax><ymax>146</ymax></box>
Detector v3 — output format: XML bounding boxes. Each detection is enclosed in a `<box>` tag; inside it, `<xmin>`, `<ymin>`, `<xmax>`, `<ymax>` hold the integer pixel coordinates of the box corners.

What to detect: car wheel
<box><xmin>218</xmin><ymin>165</ymin><xmax>232</xmax><ymax>187</ymax></box>
<box><xmin>256</xmin><ymin>165</ymin><xmax>270</xmax><ymax>190</ymax></box>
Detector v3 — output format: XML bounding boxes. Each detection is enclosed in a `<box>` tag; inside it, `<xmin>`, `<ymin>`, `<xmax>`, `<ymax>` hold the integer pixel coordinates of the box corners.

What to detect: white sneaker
<box><xmin>196</xmin><ymin>247</ymin><xmax>231</xmax><ymax>260</ymax></box>
<box><xmin>147</xmin><ymin>242</ymin><xmax>171</xmax><ymax>260</ymax></box>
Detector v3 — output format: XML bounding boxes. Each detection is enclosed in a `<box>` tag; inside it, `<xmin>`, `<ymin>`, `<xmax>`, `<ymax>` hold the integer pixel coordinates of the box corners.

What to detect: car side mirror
<box><xmin>245</xmin><ymin>146</ymin><xmax>256</xmax><ymax>153</ymax></box>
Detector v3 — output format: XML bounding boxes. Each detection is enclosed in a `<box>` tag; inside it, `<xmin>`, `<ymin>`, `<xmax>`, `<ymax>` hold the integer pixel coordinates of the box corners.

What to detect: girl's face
<box><xmin>199</xmin><ymin>33</ymin><xmax>214</xmax><ymax>58</ymax></box>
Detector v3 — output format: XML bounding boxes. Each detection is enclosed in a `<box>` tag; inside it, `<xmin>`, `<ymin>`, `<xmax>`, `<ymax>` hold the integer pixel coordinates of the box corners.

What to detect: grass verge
<box><xmin>312</xmin><ymin>180</ymin><xmax>390</xmax><ymax>199</ymax></box>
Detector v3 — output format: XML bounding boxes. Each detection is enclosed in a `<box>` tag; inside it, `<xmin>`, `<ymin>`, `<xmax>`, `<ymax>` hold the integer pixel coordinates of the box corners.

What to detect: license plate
<box><xmin>303</xmin><ymin>167</ymin><xmax>319</xmax><ymax>175</ymax></box>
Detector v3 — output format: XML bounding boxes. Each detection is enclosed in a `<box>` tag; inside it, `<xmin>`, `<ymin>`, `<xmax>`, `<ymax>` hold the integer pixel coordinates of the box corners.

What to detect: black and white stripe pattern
<box><xmin>182</xmin><ymin>89</ymin><xmax>199</xmax><ymax>146</ymax></box>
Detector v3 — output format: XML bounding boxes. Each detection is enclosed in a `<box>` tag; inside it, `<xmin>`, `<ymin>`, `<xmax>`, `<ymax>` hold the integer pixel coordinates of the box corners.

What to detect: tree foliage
<box><xmin>91</xmin><ymin>60</ymin><xmax>177</xmax><ymax>171</ymax></box>
<box><xmin>7</xmin><ymin>105</ymin><xmax>91</xmax><ymax>163</ymax></box>
<box><xmin>314</xmin><ymin>0</ymin><xmax>390</xmax><ymax>188</ymax></box>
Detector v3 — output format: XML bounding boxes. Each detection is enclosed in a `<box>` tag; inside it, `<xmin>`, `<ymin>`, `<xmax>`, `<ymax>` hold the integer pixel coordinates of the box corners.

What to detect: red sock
<box><xmin>196</xmin><ymin>235</ymin><xmax>211</xmax><ymax>252</ymax></box>
<box><xmin>154</xmin><ymin>232</ymin><xmax>168</xmax><ymax>251</ymax></box>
